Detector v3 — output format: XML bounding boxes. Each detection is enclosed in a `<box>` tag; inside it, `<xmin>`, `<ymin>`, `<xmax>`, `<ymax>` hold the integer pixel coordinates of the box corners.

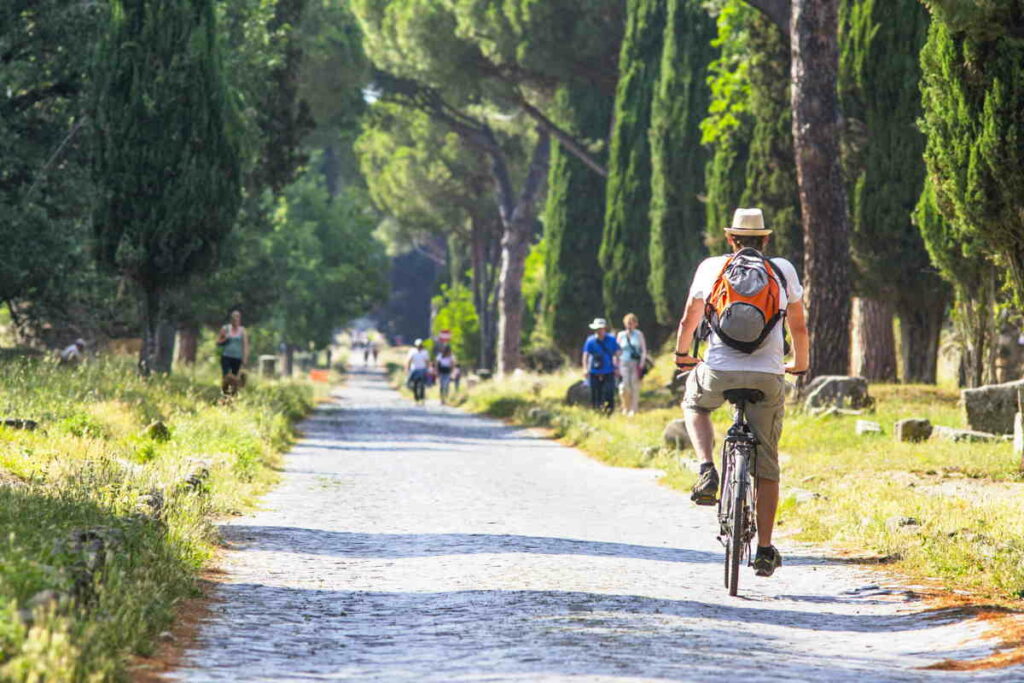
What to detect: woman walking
<box><xmin>616</xmin><ymin>313</ymin><xmax>647</xmax><ymax>416</ymax></box>
<box><xmin>217</xmin><ymin>310</ymin><xmax>249</xmax><ymax>392</ymax></box>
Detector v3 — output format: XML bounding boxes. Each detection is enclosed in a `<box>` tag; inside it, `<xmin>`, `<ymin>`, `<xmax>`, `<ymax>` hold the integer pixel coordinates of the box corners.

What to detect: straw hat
<box><xmin>724</xmin><ymin>208</ymin><xmax>772</xmax><ymax>236</ymax></box>
<box><xmin>588</xmin><ymin>318</ymin><xmax>608</xmax><ymax>330</ymax></box>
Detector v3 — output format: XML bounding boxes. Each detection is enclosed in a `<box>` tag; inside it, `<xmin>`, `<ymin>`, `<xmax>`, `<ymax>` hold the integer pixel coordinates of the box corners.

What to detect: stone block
<box><xmin>565</xmin><ymin>381</ymin><xmax>590</xmax><ymax>406</ymax></box>
<box><xmin>258</xmin><ymin>354</ymin><xmax>278</xmax><ymax>377</ymax></box>
<box><xmin>1014</xmin><ymin>412</ymin><xmax>1024</xmax><ymax>469</ymax></box>
<box><xmin>803</xmin><ymin>376</ymin><xmax>872</xmax><ymax>411</ymax></box>
<box><xmin>662</xmin><ymin>419</ymin><xmax>692</xmax><ymax>450</ymax></box>
<box><xmin>894</xmin><ymin>418</ymin><xmax>932</xmax><ymax>443</ymax></box>
<box><xmin>930</xmin><ymin>425</ymin><xmax>1002</xmax><ymax>443</ymax></box>
<box><xmin>1</xmin><ymin>418</ymin><xmax>37</xmax><ymax>430</ymax></box>
<box><xmin>855</xmin><ymin>420</ymin><xmax>882</xmax><ymax>436</ymax></box>
<box><xmin>143</xmin><ymin>420</ymin><xmax>171</xmax><ymax>442</ymax></box>
<box><xmin>962</xmin><ymin>379</ymin><xmax>1024</xmax><ymax>435</ymax></box>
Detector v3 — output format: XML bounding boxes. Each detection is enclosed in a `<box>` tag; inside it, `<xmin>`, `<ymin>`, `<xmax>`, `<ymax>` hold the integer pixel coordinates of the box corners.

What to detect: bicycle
<box><xmin>718</xmin><ymin>388</ymin><xmax>762</xmax><ymax>596</ymax></box>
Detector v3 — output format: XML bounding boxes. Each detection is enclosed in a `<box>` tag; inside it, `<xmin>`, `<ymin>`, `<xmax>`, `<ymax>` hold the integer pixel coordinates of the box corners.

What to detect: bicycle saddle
<box><xmin>723</xmin><ymin>388</ymin><xmax>764</xmax><ymax>405</ymax></box>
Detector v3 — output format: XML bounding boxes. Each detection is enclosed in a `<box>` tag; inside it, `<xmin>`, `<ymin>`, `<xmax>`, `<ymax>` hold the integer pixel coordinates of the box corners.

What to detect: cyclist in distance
<box><xmin>673</xmin><ymin>208</ymin><xmax>809</xmax><ymax>577</ymax></box>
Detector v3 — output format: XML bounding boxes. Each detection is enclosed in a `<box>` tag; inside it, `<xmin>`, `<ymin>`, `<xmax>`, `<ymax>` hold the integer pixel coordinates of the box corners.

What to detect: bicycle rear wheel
<box><xmin>727</xmin><ymin>453</ymin><xmax>748</xmax><ymax>596</ymax></box>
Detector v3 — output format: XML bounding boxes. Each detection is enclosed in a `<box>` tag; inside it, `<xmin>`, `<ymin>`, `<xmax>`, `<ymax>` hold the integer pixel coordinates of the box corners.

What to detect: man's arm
<box><xmin>674</xmin><ymin>295</ymin><xmax>705</xmax><ymax>364</ymax></box>
<box><xmin>581</xmin><ymin>350</ymin><xmax>591</xmax><ymax>377</ymax></box>
<box><xmin>785</xmin><ymin>301</ymin><xmax>810</xmax><ymax>374</ymax></box>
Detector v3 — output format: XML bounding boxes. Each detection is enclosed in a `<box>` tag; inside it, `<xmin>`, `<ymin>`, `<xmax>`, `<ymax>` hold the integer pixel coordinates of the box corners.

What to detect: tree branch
<box><xmin>743</xmin><ymin>0</ymin><xmax>791</xmax><ymax>37</ymax></box>
<box><xmin>514</xmin><ymin>95</ymin><xmax>607</xmax><ymax>177</ymax></box>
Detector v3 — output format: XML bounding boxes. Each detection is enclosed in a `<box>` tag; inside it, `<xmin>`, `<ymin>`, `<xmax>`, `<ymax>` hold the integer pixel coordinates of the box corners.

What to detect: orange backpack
<box><xmin>704</xmin><ymin>248</ymin><xmax>788</xmax><ymax>354</ymax></box>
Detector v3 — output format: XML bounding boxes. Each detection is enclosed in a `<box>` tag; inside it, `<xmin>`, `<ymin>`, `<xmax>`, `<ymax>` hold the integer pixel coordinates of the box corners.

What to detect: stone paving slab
<box><xmin>171</xmin><ymin>368</ymin><xmax>1020</xmax><ymax>681</ymax></box>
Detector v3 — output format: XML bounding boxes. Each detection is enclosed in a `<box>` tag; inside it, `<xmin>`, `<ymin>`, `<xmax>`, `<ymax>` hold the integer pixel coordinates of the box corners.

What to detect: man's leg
<box><xmin>755</xmin><ymin>479</ymin><xmax>779</xmax><ymax>547</ymax></box>
<box><xmin>684</xmin><ymin>409</ymin><xmax>715</xmax><ymax>466</ymax></box>
<box><xmin>589</xmin><ymin>374</ymin><xmax>601</xmax><ymax>410</ymax></box>
<box><xmin>602</xmin><ymin>375</ymin><xmax>615</xmax><ymax>415</ymax></box>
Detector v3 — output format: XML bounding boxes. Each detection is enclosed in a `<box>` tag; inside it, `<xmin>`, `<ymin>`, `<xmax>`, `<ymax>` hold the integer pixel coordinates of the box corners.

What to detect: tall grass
<box><xmin>0</xmin><ymin>358</ymin><xmax>312</xmax><ymax>680</ymax></box>
<box><xmin>456</xmin><ymin>369</ymin><xmax>1024</xmax><ymax>601</ymax></box>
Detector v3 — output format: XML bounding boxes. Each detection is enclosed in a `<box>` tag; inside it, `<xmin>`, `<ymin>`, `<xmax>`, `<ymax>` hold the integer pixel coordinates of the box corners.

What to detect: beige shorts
<box><xmin>682</xmin><ymin>365</ymin><xmax>786</xmax><ymax>481</ymax></box>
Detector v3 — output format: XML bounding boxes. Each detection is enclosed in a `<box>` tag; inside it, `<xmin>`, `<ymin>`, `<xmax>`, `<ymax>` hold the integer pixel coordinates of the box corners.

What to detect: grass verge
<box><xmin>435</xmin><ymin>366</ymin><xmax>1024</xmax><ymax>603</ymax></box>
<box><xmin>0</xmin><ymin>358</ymin><xmax>313</xmax><ymax>680</ymax></box>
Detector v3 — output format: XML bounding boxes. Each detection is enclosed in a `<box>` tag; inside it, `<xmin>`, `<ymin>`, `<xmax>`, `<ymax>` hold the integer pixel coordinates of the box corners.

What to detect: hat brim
<box><xmin>588</xmin><ymin>323</ymin><xmax>606</xmax><ymax>330</ymax></box>
<box><xmin>724</xmin><ymin>227</ymin><xmax>772</xmax><ymax>236</ymax></box>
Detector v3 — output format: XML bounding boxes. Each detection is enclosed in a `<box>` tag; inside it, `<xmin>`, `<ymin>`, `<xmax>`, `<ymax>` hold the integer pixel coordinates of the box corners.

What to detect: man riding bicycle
<box><xmin>673</xmin><ymin>208</ymin><xmax>809</xmax><ymax>578</ymax></box>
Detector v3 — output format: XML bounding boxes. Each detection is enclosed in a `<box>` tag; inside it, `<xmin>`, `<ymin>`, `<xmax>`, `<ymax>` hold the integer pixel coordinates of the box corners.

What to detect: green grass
<box><xmin>452</xmin><ymin>368</ymin><xmax>1024</xmax><ymax>601</ymax></box>
<box><xmin>0</xmin><ymin>357</ymin><xmax>313</xmax><ymax>680</ymax></box>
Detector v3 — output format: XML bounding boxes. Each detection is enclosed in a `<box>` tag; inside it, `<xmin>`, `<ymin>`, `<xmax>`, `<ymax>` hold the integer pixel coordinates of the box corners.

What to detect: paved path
<box><xmin>173</xmin><ymin>368</ymin><xmax>1018</xmax><ymax>681</ymax></box>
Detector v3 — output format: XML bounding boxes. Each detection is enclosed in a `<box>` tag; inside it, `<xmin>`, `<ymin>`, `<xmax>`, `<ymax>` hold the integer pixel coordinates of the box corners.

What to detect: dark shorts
<box><xmin>221</xmin><ymin>356</ymin><xmax>242</xmax><ymax>377</ymax></box>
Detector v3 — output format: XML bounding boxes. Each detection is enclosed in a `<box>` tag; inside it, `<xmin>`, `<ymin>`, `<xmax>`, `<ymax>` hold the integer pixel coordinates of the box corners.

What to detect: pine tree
<box><xmin>92</xmin><ymin>0</ymin><xmax>241</xmax><ymax>373</ymax></box>
<box><xmin>600</xmin><ymin>0</ymin><xmax>666</xmax><ymax>333</ymax></box>
<box><xmin>839</xmin><ymin>0</ymin><xmax>945</xmax><ymax>382</ymax></box>
<box><xmin>648</xmin><ymin>0</ymin><xmax>716</xmax><ymax>328</ymax></box>
<box><xmin>543</xmin><ymin>84</ymin><xmax>614</xmax><ymax>356</ymax></box>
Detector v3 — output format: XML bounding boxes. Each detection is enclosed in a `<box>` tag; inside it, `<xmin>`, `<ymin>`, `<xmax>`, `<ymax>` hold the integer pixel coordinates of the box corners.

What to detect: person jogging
<box><xmin>673</xmin><ymin>208</ymin><xmax>809</xmax><ymax>578</ymax></box>
<box><xmin>217</xmin><ymin>310</ymin><xmax>249</xmax><ymax>378</ymax></box>
<box><xmin>581</xmin><ymin>318</ymin><xmax>620</xmax><ymax>415</ymax></box>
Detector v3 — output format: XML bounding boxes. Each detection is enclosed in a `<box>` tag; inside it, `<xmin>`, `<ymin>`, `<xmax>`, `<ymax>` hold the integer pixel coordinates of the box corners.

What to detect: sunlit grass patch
<box><xmin>0</xmin><ymin>357</ymin><xmax>313</xmax><ymax>680</ymax></box>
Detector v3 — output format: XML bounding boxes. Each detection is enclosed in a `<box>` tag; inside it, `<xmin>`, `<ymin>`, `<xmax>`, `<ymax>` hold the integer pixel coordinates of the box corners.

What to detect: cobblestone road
<box><xmin>172</xmin><ymin>368</ymin><xmax>1019</xmax><ymax>681</ymax></box>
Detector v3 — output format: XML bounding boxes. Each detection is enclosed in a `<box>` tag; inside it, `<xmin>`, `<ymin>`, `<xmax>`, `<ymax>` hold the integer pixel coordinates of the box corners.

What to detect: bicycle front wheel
<box><xmin>727</xmin><ymin>453</ymin><xmax>749</xmax><ymax>596</ymax></box>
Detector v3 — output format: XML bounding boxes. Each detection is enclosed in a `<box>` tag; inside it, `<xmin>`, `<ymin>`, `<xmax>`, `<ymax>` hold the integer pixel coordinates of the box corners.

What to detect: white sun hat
<box><xmin>724</xmin><ymin>208</ymin><xmax>773</xmax><ymax>236</ymax></box>
<box><xmin>588</xmin><ymin>318</ymin><xmax>608</xmax><ymax>330</ymax></box>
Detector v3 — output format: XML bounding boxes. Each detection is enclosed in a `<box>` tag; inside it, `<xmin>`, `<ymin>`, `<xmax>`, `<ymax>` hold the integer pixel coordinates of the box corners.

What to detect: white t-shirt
<box><xmin>407</xmin><ymin>348</ymin><xmax>431</xmax><ymax>371</ymax></box>
<box><xmin>688</xmin><ymin>254</ymin><xmax>803</xmax><ymax>375</ymax></box>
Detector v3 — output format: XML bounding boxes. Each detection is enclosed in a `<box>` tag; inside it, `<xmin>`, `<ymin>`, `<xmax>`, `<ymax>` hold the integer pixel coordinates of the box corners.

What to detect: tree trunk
<box><xmin>496</xmin><ymin>224</ymin><xmax>531</xmax><ymax>375</ymax></box>
<box><xmin>852</xmin><ymin>297</ymin><xmax>896</xmax><ymax>381</ymax></box>
<box><xmin>471</xmin><ymin>216</ymin><xmax>500</xmax><ymax>371</ymax></box>
<box><xmin>322</xmin><ymin>144</ymin><xmax>341</xmax><ymax>199</ymax></box>
<box><xmin>282</xmin><ymin>345</ymin><xmax>295</xmax><ymax>378</ymax></box>
<box><xmin>897</xmin><ymin>298</ymin><xmax>945</xmax><ymax>384</ymax></box>
<box><xmin>177</xmin><ymin>322</ymin><xmax>199</xmax><ymax>365</ymax></box>
<box><xmin>790</xmin><ymin>0</ymin><xmax>852</xmax><ymax>379</ymax></box>
<box><xmin>138</xmin><ymin>287</ymin><xmax>160</xmax><ymax>376</ymax></box>
<box><xmin>154</xmin><ymin>321</ymin><xmax>176</xmax><ymax>374</ymax></box>
<box><xmin>494</xmin><ymin>132</ymin><xmax>550</xmax><ymax>376</ymax></box>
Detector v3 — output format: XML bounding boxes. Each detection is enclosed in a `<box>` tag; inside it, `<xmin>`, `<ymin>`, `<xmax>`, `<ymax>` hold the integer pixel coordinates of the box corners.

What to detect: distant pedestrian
<box><xmin>217</xmin><ymin>310</ymin><xmax>249</xmax><ymax>391</ymax></box>
<box><xmin>616</xmin><ymin>313</ymin><xmax>648</xmax><ymax>416</ymax></box>
<box><xmin>370</xmin><ymin>340</ymin><xmax>379</xmax><ymax>366</ymax></box>
<box><xmin>406</xmin><ymin>339</ymin><xmax>431</xmax><ymax>403</ymax></box>
<box><xmin>581</xmin><ymin>318</ymin><xmax>620</xmax><ymax>415</ymax></box>
<box><xmin>436</xmin><ymin>345</ymin><xmax>456</xmax><ymax>404</ymax></box>
<box><xmin>59</xmin><ymin>338</ymin><xmax>87</xmax><ymax>366</ymax></box>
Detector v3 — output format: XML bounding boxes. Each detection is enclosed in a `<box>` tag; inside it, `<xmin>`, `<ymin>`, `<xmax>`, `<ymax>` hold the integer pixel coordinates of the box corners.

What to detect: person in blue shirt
<box><xmin>581</xmin><ymin>318</ymin><xmax>621</xmax><ymax>415</ymax></box>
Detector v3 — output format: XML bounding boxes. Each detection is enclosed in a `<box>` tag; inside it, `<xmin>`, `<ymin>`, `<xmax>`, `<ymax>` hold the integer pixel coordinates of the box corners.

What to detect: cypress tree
<box><xmin>92</xmin><ymin>0</ymin><xmax>241</xmax><ymax>373</ymax></box>
<box><xmin>702</xmin><ymin>2</ymin><xmax>799</xmax><ymax>264</ymax></box>
<box><xmin>839</xmin><ymin>0</ymin><xmax>945</xmax><ymax>382</ymax></box>
<box><xmin>741</xmin><ymin>12</ymin><xmax>801</xmax><ymax>270</ymax></box>
<box><xmin>648</xmin><ymin>0</ymin><xmax>716</xmax><ymax>327</ymax></box>
<box><xmin>600</xmin><ymin>0</ymin><xmax>666</xmax><ymax>333</ymax></box>
<box><xmin>918</xmin><ymin>7</ymin><xmax>1024</xmax><ymax>305</ymax></box>
<box><xmin>543</xmin><ymin>84</ymin><xmax>614</xmax><ymax>356</ymax></box>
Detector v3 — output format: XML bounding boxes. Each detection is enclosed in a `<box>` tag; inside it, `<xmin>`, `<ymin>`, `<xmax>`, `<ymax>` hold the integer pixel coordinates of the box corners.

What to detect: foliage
<box><xmin>542</xmin><ymin>84</ymin><xmax>613</xmax><ymax>355</ymax></box>
<box><xmin>648</xmin><ymin>0</ymin><xmax>716</xmax><ymax>327</ymax></box>
<box><xmin>701</xmin><ymin>0</ymin><xmax>799</xmax><ymax>266</ymax></box>
<box><xmin>0</xmin><ymin>358</ymin><xmax>311</xmax><ymax>679</ymax></box>
<box><xmin>431</xmin><ymin>284</ymin><xmax>480</xmax><ymax>366</ymax></box>
<box><xmin>92</xmin><ymin>0</ymin><xmax>243</xmax><ymax>370</ymax></box>
<box><xmin>839</xmin><ymin>0</ymin><xmax>946</xmax><ymax>382</ymax></box>
<box><xmin>918</xmin><ymin>10</ymin><xmax>1024</xmax><ymax>306</ymax></box>
<box><xmin>600</xmin><ymin>0</ymin><xmax>666</xmax><ymax>334</ymax></box>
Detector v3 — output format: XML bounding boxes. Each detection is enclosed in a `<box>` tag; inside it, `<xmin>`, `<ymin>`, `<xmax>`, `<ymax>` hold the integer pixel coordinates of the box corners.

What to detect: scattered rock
<box><xmin>143</xmin><ymin>420</ymin><xmax>171</xmax><ymax>443</ymax></box>
<box><xmin>526</xmin><ymin>407</ymin><xmax>553</xmax><ymax>426</ymax></box>
<box><xmin>136</xmin><ymin>488</ymin><xmax>165</xmax><ymax>520</ymax></box>
<box><xmin>640</xmin><ymin>446</ymin><xmax>661</xmax><ymax>464</ymax></box>
<box><xmin>182</xmin><ymin>458</ymin><xmax>213</xmax><ymax>492</ymax></box>
<box><xmin>930</xmin><ymin>425</ymin><xmax>1004</xmax><ymax>443</ymax></box>
<box><xmin>961</xmin><ymin>379</ymin><xmax>1024</xmax><ymax>435</ymax></box>
<box><xmin>475</xmin><ymin>369</ymin><xmax>493</xmax><ymax>382</ymax></box>
<box><xmin>895</xmin><ymin>418</ymin><xmax>932</xmax><ymax>443</ymax></box>
<box><xmin>662</xmin><ymin>420</ymin><xmax>692</xmax><ymax>450</ymax></box>
<box><xmin>1014</xmin><ymin>412</ymin><xmax>1024</xmax><ymax>470</ymax></box>
<box><xmin>1</xmin><ymin>418</ymin><xmax>38</xmax><ymax>431</ymax></box>
<box><xmin>887</xmin><ymin>515</ymin><xmax>921</xmax><ymax>529</ymax></box>
<box><xmin>565</xmin><ymin>381</ymin><xmax>590</xmax><ymax>407</ymax></box>
<box><xmin>258</xmin><ymin>355</ymin><xmax>278</xmax><ymax>377</ymax></box>
<box><xmin>803</xmin><ymin>376</ymin><xmax>872</xmax><ymax>411</ymax></box>
<box><xmin>812</xmin><ymin>406</ymin><xmax>865</xmax><ymax>418</ymax></box>
<box><xmin>53</xmin><ymin>527</ymin><xmax>125</xmax><ymax>599</ymax></box>
<box><xmin>158</xmin><ymin>631</ymin><xmax>176</xmax><ymax>643</ymax></box>
<box><xmin>855</xmin><ymin>420</ymin><xmax>882</xmax><ymax>436</ymax></box>
<box><xmin>17</xmin><ymin>589</ymin><xmax>68</xmax><ymax>626</ymax></box>
<box><xmin>787</xmin><ymin>487</ymin><xmax>819</xmax><ymax>503</ymax></box>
